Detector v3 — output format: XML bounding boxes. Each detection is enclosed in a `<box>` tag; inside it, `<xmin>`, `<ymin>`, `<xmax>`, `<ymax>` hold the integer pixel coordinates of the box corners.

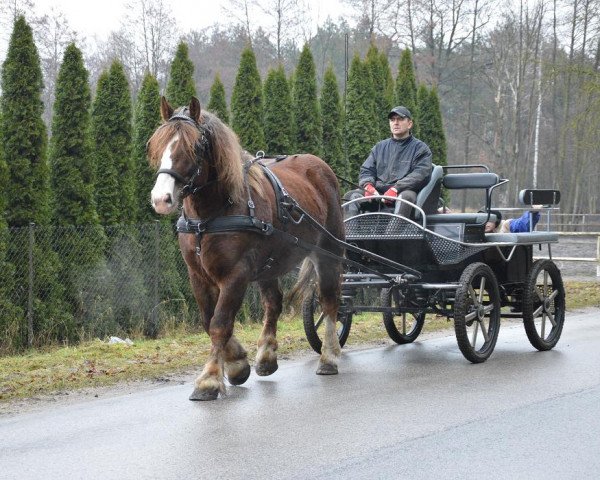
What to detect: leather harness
<box><xmin>176</xmin><ymin>156</ymin><xmax>295</xmax><ymax>255</ymax></box>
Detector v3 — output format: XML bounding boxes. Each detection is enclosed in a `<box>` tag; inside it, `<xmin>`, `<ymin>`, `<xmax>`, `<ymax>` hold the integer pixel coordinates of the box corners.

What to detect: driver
<box><xmin>344</xmin><ymin>106</ymin><xmax>433</xmax><ymax>218</ymax></box>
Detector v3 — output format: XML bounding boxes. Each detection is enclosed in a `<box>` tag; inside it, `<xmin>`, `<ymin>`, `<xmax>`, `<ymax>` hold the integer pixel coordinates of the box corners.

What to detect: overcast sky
<box><xmin>33</xmin><ymin>0</ymin><xmax>348</xmax><ymax>40</ymax></box>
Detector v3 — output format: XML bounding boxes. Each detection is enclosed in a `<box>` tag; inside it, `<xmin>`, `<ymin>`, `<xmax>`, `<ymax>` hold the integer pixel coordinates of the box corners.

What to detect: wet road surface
<box><xmin>1</xmin><ymin>309</ymin><xmax>599</xmax><ymax>479</ymax></box>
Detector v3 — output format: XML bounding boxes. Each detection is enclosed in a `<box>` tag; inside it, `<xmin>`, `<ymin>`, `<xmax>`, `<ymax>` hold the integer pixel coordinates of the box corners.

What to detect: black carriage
<box><xmin>303</xmin><ymin>165</ymin><xmax>565</xmax><ymax>363</ymax></box>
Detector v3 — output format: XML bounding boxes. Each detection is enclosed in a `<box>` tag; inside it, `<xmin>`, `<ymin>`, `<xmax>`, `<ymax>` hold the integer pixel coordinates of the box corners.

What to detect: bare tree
<box><xmin>254</xmin><ymin>0</ymin><xmax>306</xmax><ymax>62</ymax></box>
<box><xmin>34</xmin><ymin>8</ymin><xmax>77</xmax><ymax>127</ymax></box>
<box><xmin>221</xmin><ymin>0</ymin><xmax>255</xmax><ymax>46</ymax></box>
<box><xmin>418</xmin><ymin>0</ymin><xmax>474</xmax><ymax>86</ymax></box>
<box><xmin>122</xmin><ymin>0</ymin><xmax>177</xmax><ymax>89</ymax></box>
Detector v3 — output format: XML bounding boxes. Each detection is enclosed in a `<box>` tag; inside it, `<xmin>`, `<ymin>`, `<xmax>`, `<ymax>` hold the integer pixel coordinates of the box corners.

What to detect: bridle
<box><xmin>155</xmin><ymin>109</ymin><xmax>214</xmax><ymax>199</ymax></box>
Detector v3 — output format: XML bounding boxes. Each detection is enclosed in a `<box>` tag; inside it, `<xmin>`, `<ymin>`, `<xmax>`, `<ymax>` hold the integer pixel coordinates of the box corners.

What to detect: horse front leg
<box><xmin>190</xmin><ymin>279</ymin><xmax>248</xmax><ymax>401</ymax></box>
<box><xmin>255</xmin><ymin>279</ymin><xmax>283</xmax><ymax>376</ymax></box>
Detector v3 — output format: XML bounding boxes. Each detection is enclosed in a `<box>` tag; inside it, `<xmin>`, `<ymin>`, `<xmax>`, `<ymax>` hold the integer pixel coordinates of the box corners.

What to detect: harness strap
<box><xmin>176</xmin><ymin>215</ymin><xmax>273</xmax><ymax>236</ymax></box>
<box><xmin>259</xmin><ymin>163</ymin><xmax>294</xmax><ymax>224</ymax></box>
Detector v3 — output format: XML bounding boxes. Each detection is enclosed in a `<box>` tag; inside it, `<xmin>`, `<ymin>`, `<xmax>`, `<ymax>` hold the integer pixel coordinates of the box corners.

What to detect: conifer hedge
<box><xmin>166</xmin><ymin>42</ymin><xmax>196</xmax><ymax>108</ymax></box>
<box><xmin>263</xmin><ymin>65</ymin><xmax>293</xmax><ymax>155</ymax></box>
<box><xmin>207</xmin><ymin>73</ymin><xmax>229</xmax><ymax>124</ymax></box>
<box><xmin>320</xmin><ymin>66</ymin><xmax>346</xmax><ymax>178</ymax></box>
<box><xmin>231</xmin><ymin>47</ymin><xmax>265</xmax><ymax>154</ymax></box>
<box><xmin>293</xmin><ymin>44</ymin><xmax>322</xmax><ymax>156</ymax></box>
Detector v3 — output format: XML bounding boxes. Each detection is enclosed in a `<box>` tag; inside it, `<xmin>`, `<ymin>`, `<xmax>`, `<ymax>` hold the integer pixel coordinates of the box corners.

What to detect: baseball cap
<box><xmin>388</xmin><ymin>106</ymin><xmax>412</xmax><ymax>120</ymax></box>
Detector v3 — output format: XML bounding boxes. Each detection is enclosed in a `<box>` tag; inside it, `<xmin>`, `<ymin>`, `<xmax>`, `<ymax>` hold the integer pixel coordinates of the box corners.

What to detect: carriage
<box><xmin>149</xmin><ymin>97</ymin><xmax>565</xmax><ymax>400</ymax></box>
<box><xmin>302</xmin><ymin>164</ymin><xmax>565</xmax><ymax>363</ymax></box>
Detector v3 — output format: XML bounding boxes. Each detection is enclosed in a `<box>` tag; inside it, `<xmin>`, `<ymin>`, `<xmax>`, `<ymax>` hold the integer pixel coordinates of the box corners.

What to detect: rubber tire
<box><xmin>522</xmin><ymin>259</ymin><xmax>565</xmax><ymax>351</ymax></box>
<box><xmin>454</xmin><ymin>262</ymin><xmax>501</xmax><ymax>363</ymax></box>
<box><xmin>302</xmin><ymin>291</ymin><xmax>352</xmax><ymax>354</ymax></box>
<box><xmin>381</xmin><ymin>288</ymin><xmax>425</xmax><ymax>344</ymax></box>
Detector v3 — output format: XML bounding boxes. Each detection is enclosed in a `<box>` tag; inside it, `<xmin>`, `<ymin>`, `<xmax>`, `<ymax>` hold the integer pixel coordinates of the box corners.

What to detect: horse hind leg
<box><xmin>255</xmin><ymin>279</ymin><xmax>282</xmax><ymax>376</ymax></box>
<box><xmin>315</xmin><ymin>259</ymin><xmax>342</xmax><ymax>375</ymax></box>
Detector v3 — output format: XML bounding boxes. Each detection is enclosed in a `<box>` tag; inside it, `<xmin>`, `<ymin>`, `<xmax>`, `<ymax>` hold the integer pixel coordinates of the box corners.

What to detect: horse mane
<box><xmin>148</xmin><ymin>110</ymin><xmax>264</xmax><ymax>204</ymax></box>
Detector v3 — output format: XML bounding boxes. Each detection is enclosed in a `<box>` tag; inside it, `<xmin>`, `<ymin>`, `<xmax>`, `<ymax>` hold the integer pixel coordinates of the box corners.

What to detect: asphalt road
<box><xmin>1</xmin><ymin>309</ymin><xmax>600</xmax><ymax>480</ymax></box>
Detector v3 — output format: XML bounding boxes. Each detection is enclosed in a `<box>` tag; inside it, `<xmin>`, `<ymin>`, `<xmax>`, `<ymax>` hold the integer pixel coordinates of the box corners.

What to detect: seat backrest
<box><xmin>442</xmin><ymin>172</ymin><xmax>501</xmax><ymax>189</ymax></box>
<box><xmin>414</xmin><ymin>164</ymin><xmax>443</xmax><ymax>215</ymax></box>
<box><xmin>518</xmin><ymin>189</ymin><xmax>561</xmax><ymax>206</ymax></box>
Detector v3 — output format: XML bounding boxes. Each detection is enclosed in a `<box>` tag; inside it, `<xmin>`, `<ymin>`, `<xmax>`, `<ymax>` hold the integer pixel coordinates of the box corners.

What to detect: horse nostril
<box><xmin>165</xmin><ymin>193</ymin><xmax>172</xmax><ymax>205</ymax></box>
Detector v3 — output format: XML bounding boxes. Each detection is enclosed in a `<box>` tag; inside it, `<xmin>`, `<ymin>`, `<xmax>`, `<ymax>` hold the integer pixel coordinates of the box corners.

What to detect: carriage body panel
<box><xmin>308</xmin><ymin>165</ymin><xmax>566</xmax><ymax>363</ymax></box>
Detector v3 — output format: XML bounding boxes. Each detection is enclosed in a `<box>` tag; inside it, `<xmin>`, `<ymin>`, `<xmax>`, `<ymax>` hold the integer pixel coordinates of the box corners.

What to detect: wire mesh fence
<box><xmin>0</xmin><ymin>221</ymin><xmax>295</xmax><ymax>354</ymax></box>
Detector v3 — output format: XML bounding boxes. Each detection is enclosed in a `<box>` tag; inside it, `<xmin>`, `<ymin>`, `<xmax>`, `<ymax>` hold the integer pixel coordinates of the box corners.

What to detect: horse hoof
<box><xmin>255</xmin><ymin>360</ymin><xmax>278</xmax><ymax>377</ymax></box>
<box><xmin>189</xmin><ymin>388</ymin><xmax>219</xmax><ymax>401</ymax></box>
<box><xmin>316</xmin><ymin>363</ymin><xmax>338</xmax><ymax>375</ymax></box>
<box><xmin>227</xmin><ymin>363</ymin><xmax>251</xmax><ymax>385</ymax></box>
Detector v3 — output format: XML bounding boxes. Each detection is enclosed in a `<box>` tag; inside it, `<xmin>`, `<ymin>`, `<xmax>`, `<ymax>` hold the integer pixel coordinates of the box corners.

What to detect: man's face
<box><xmin>389</xmin><ymin>114</ymin><xmax>412</xmax><ymax>139</ymax></box>
<box><xmin>484</xmin><ymin>221</ymin><xmax>496</xmax><ymax>233</ymax></box>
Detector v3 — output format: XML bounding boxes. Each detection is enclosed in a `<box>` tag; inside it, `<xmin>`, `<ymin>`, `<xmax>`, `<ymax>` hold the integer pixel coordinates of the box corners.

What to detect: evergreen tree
<box><xmin>263</xmin><ymin>66</ymin><xmax>293</xmax><ymax>154</ymax></box>
<box><xmin>417</xmin><ymin>84</ymin><xmax>431</xmax><ymax>140</ymax></box>
<box><xmin>395</xmin><ymin>49</ymin><xmax>419</xmax><ymax>137</ymax></box>
<box><xmin>231</xmin><ymin>46</ymin><xmax>265</xmax><ymax>154</ymax></box>
<box><xmin>0</xmin><ymin>110</ymin><xmax>23</xmax><ymax>353</ymax></box>
<box><xmin>91</xmin><ymin>60</ymin><xmax>135</xmax><ymax>225</ymax></box>
<box><xmin>50</xmin><ymin>43</ymin><xmax>100</xmax><ymax>227</ymax></box>
<box><xmin>207</xmin><ymin>73</ymin><xmax>229</xmax><ymax>124</ymax></box>
<box><xmin>418</xmin><ymin>85</ymin><xmax>448</xmax><ymax>203</ymax></box>
<box><xmin>166</xmin><ymin>42</ymin><xmax>196</xmax><ymax>108</ymax></box>
<box><xmin>346</xmin><ymin>53</ymin><xmax>379</xmax><ymax>176</ymax></box>
<box><xmin>365</xmin><ymin>44</ymin><xmax>390</xmax><ymax>140</ymax></box>
<box><xmin>320</xmin><ymin>66</ymin><xmax>346</xmax><ymax>178</ymax></box>
<box><xmin>380</xmin><ymin>51</ymin><xmax>395</xmax><ymax>132</ymax></box>
<box><xmin>293</xmin><ymin>44</ymin><xmax>322</xmax><ymax>155</ymax></box>
<box><xmin>132</xmin><ymin>73</ymin><xmax>161</xmax><ymax>223</ymax></box>
<box><xmin>1</xmin><ymin>17</ymin><xmax>50</xmax><ymax>227</ymax></box>
<box><xmin>49</xmin><ymin>43</ymin><xmax>107</xmax><ymax>333</ymax></box>
<box><xmin>1</xmin><ymin>16</ymin><xmax>69</xmax><ymax>348</ymax></box>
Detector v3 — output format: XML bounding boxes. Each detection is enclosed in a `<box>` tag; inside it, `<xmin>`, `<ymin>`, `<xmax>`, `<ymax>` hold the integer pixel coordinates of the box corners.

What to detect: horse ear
<box><xmin>189</xmin><ymin>97</ymin><xmax>202</xmax><ymax>123</ymax></box>
<box><xmin>160</xmin><ymin>96</ymin><xmax>174</xmax><ymax>121</ymax></box>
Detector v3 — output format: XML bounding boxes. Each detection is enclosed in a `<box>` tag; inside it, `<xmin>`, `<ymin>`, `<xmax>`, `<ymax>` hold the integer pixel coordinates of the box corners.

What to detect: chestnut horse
<box><xmin>148</xmin><ymin>97</ymin><xmax>345</xmax><ymax>400</ymax></box>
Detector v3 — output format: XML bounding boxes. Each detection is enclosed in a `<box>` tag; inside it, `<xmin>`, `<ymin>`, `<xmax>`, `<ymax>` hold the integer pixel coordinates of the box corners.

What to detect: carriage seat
<box><xmin>425</xmin><ymin>212</ymin><xmax>499</xmax><ymax>225</ymax></box>
<box><xmin>407</xmin><ymin>164</ymin><xmax>444</xmax><ymax>217</ymax></box>
<box><xmin>423</xmin><ymin>172</ymin><xmax>502</xmax><ymax>226</ymax></box>
<box><xmin>485</xmin><ymin>232</ymin><xmax>558</xmax><ymax>244</ymax></box>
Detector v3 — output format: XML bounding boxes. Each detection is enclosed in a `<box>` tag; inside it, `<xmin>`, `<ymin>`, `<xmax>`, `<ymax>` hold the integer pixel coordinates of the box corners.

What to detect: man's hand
<box><xmin>363</xmin><ymin>183</ymin><xmax>377</xmax><ymax>197</ymax></box>
<box><xmin>383</xmin><ymin>187</ymin><xmax>398</xmax><ymax>205</ymax></box>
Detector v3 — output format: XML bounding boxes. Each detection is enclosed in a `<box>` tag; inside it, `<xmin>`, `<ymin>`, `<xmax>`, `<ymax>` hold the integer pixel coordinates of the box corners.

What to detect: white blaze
<box><xmin>151</xmin><ymin>135</ymin><xmax>179</xmax><ymax>214</ymax></box>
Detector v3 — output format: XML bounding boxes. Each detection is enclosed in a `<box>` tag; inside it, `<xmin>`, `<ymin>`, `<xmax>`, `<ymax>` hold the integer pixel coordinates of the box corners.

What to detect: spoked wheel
<box><xmin>381</xmin><ymin>288</ymin><xmax>425</xmax><ymax>344</ymax></box>
<box><xmin>302</xmin><ymin>291</ymin><xmax>352</xmax><ymax>354</ymax></box>
<box><xmin>454</xmin><ymin>263</ymin><xmax>501</xmax><ymax>363</ymax></box>
<box><xmin>522</xmin><ymin>260</ymin><xmax>565</xmax><ymax>351</ymax></box>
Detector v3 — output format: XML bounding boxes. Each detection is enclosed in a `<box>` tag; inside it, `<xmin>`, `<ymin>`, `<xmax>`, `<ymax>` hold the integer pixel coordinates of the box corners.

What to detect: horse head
<box><xmin>148</xmin><ymin>96</ymin><xmax>207</xmax><ymax>215</ymax></box>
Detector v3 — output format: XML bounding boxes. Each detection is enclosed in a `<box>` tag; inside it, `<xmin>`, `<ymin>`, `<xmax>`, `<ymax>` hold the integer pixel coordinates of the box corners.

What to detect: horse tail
<box><xmin>286</xmin><ymin>258</ymin><xmax>316</xmax><ymax>308</ymax></box>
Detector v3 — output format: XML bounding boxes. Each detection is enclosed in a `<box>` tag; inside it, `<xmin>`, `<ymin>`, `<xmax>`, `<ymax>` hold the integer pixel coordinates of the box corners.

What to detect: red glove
<box><xmin>363</xmin><ymin>183</ymin><xmax>377</xmax><ymax>197</ymax></box>
<box><xmin>383</xmin><ymin>187</ymin><xmax>398</xmax><ymax>205</ymax></box>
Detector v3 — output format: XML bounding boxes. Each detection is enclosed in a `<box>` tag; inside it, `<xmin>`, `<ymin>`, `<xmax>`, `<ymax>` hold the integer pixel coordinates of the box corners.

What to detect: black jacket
<box><xmin>358</xmin><ymin>135</ymin><xmax>432</xmax><ymax>192</ymax></box>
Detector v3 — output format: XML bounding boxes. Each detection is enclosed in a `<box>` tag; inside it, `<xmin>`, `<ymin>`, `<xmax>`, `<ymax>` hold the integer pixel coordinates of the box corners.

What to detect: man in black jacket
<box><xmin>345</xmin><ymin>106</ymin><xmax>433</xmax><ymax>218</ymax></box>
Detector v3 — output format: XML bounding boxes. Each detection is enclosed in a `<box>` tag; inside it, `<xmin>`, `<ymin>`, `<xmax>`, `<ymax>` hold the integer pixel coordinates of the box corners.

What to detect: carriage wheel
<box><xmin>302</xmin><ymin>291</ymin><xmax>352</xmax><ymax>354</ymax></box>
<box><xmin>381</xmin><ymin>288</ymin><xmax>425</xmax><ymax>344</ymax></box>
<box><xmin>522</xmin><ymin>260</ymin><xmax>565</xmax><ymax>351</ymax></box>
<box><xmin>454</xmin><ymin>263</ymin><xmax>501</xmax><ymax>363</ymax></box>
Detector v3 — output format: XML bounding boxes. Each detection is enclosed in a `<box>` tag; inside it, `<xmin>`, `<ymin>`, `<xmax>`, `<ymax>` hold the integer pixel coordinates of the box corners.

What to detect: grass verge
<box><xmin>1</xmin><ymin>281</ymin><xmax>598</xmax><ymax>403</ymax></box>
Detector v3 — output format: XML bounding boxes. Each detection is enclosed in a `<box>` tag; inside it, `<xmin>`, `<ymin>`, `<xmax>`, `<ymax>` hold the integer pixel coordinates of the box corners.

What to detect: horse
<box><xmin>148</xmin><ymin>97</ymin><xmax>345</xmax><ymax>401</ymax></box>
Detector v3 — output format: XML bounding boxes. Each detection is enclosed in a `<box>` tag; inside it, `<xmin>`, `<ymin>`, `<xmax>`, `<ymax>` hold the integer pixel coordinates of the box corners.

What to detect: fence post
<box><xmin>597</xmin><ymin>235</ymin><xmax>600</xmax><ymax>278</ymax></box>
<box><xmin>150</xmin><ymin>220</ymin><xmax>161</xmax><ymax>336</ymax></box>
<box><xmin>27</xmin><ymin>222</ymin><xmax>35</xmax><ymax>347</ymax></box>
